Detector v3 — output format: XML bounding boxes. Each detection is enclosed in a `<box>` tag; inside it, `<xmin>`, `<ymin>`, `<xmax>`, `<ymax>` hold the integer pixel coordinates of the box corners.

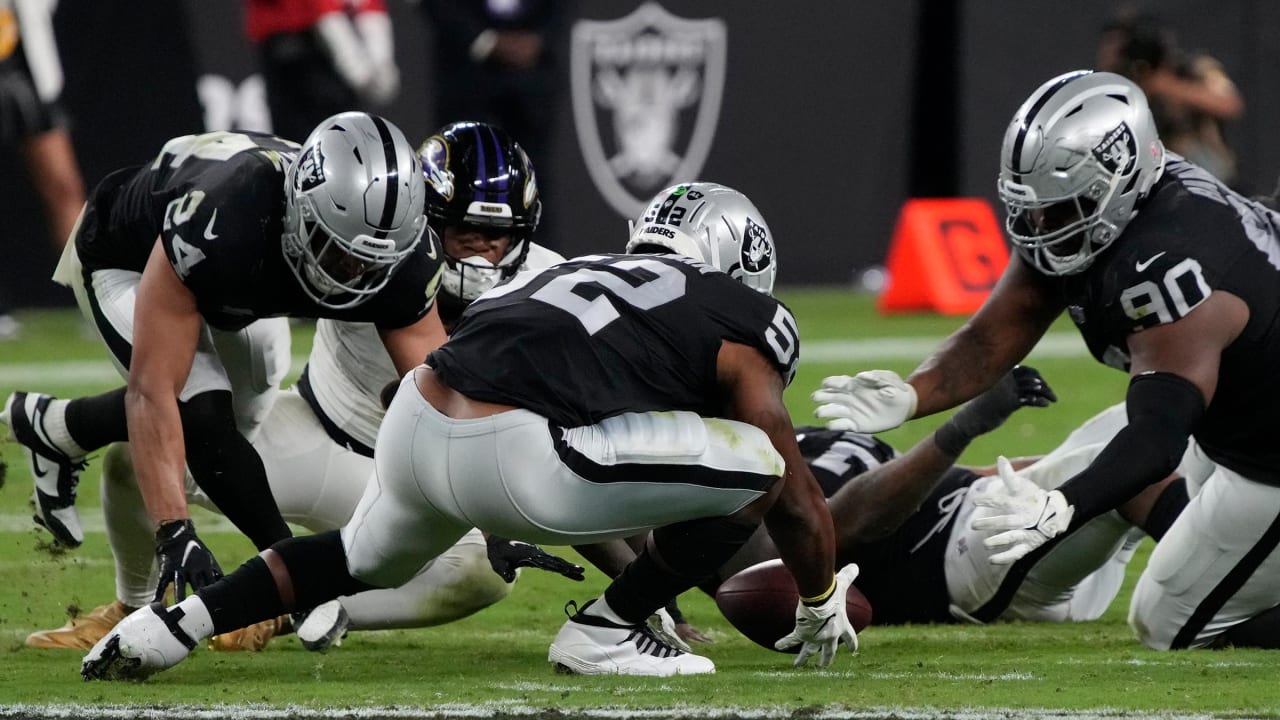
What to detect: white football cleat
<box><xmin>2</xmin><ymin>391</ymin><xmax>86</xmax><ymax>547</ymax></box>
<box><xmin>294</xmin><ymin>599</ymin><xmax>350</xmax><ymax>652</ymax></box>
<box><xmin>81</xmin><ymin>603</ymin><xmax>197</xmax><ymax>681</ymax></box>
<box><xmin>548</xmin><ymin>601</ymin><xmax>714</xmax><ymax>677</ymax></box>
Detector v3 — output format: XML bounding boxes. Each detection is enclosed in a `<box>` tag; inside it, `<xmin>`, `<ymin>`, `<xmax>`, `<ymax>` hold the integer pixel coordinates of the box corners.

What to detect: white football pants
<box><xmin>1130</xmin><ymin>440</ymin><xmax>1280</xmax><ymax>649</ymax></box>
<box><xmin>341</xmin><ymin>373</ymin><xmax>782</xmax><ymax>589</ymax></box>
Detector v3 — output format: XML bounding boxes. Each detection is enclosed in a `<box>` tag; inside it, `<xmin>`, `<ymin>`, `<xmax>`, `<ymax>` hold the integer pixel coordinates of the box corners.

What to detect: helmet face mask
<box><xmin>419</xmin><ymin>122</ymin><xmax>540</xmax><ymax>310</ymax></box>
<box><xmin>283</xmin><ymin>112</ymin><xmax>428</xmax><ymax>309</ymax></box>
<box><xmin>625</xmin><ymin>182</ymin><xmax>777</xmax><ymax>295</ymax></box>
<box><xmin>998</xmin><ymin>70</ymin><xmax>1166</xmax><ymax>276</ymax></box>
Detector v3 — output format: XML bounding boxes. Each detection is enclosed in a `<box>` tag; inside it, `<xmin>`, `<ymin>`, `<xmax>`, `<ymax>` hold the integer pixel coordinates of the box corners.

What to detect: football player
<box><xmin>1</xmin><ymin>113</ymin><xmax>444</xmax><ymax>607</ymax></box>
<box><xmin>28</xmin><ymin>122</ymin><xmax>582</xmax><ymax>652</ymax></box>
<box><xmin>812</xmin><ymin>70</ymin><xmax>1280</xmax><ymax>649</ymax></box>
<box><xmin>708</xmin><ymin>389</ymin><xmax>1192</xmax><ymax>629</ymax></box>
<box><xmin>82</xmin><ymin>182</ymin><xmax>857</xmax><ymax>680</ymax></box>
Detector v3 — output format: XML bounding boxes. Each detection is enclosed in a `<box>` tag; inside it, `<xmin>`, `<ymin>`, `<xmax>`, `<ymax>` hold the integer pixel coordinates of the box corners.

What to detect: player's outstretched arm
<box><xmin>828</xmin><ymin>366</ymin><xmax>1056</xmax><ymax>549</ymax></box>
<box><xmin>906</xmin><ymin>256</ymin><xmax>1064</xmax><ymax>417</ymax></box>
<box><xmin>379</xmin><ymin>302</ymin><xmax>449</xmax><ymax>376</ymax></box>
<box><xmin>127</xmin><ymin>239</ymin><xmax>220</xmax><ymax>599</ymax></box>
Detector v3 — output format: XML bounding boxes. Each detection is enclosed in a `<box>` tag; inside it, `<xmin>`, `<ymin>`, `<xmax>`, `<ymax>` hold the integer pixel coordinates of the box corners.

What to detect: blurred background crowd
<box><xmin>1</xmin><ymin>0</ymin><xmax>1276</xmax><ymax>331</ymax></box>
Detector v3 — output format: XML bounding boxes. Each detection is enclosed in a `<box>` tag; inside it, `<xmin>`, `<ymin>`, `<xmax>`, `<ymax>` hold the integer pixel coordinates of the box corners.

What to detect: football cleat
<box><xmin>294</xmin><ymin>599</ymin><xmax>350</xmax><ymax>652</ymax></box>
<box><xmin>27</xmin><ymin>601</ymin><xmax>132</xmax><ymax>650</ymax></box>
<box><xmin>548</xmin><ymin>600</ymin><xmax>715</xmax><ymax>677</ymax></box>
<box><xmin>207</xmin><ymin>615</ymin><xmax>291</xmax><ymax>652</ymax></box>
<box><xmin>81</xmin><ymin>602</ymin><xmax>199</xmax><ymax>681</ymax></box>
<box><xmin>2</xmin><ymin>391</ymin><xmax>87</xmax><ymax>547</ymax></box>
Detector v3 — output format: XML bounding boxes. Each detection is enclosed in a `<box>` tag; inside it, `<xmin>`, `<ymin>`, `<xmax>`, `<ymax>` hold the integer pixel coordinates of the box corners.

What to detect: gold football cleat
<box><xmin>26</xmin><ymin>601</ymin><xmax>132</xmax><ymax>650</ymax></box>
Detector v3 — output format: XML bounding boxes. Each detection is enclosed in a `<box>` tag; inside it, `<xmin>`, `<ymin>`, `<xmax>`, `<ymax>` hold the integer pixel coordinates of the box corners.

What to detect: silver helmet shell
<box><xmin>625</xmin><ymin>182</ymin><xmax>777</xmax><ymax>295</ymax></box>
<box><xmin>998</xmin><ymin>70</ymin><xmax>1166</xmax><ymax>276</ymax></box>
<box><xmin>283</xmin><ymin>112</ymin><xmax>429</xmax><ymax>309</ymax></box>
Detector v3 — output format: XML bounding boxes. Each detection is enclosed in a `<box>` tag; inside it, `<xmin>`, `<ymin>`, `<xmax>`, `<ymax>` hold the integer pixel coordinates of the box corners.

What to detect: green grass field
<box><xmin>0</xmin><ymin>292</ymin><xmax>1276</xmax><ymax>719</ymax></box>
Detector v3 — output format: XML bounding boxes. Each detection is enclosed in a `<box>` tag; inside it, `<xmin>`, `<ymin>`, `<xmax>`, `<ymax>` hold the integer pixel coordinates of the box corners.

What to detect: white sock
<box><xmin>170</xmin><ymin>596</ymin><xmax>215</xmax><ymax>642</ymax></box>
<box><xmin>43</xmin><ymin>399</ymin><xmax>89</xmax><ymax>458</ymax></box>
<box><xmin>582</xmin><ymin>595</ymin><xmax>629</xmax><ymax>625</ymax></box>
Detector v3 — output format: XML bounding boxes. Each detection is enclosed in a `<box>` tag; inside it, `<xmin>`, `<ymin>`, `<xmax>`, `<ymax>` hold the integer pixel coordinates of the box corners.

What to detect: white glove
<box><xmin>970</xmin><ymin>456</ymin><xmax>1074</xmax><ymax>564</ymax></box>
<box><xmin>774</xmin><ymin>563</ymin><xmax>860</xmax><ymax>668</ymax></box>
<box><xmin>811</xmin><ymin>370</ymin><xmax>918</xmax><ymax>433</ymax></box>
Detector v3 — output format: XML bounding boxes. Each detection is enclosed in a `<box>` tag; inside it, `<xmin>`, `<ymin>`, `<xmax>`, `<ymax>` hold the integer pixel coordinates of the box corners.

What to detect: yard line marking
<box><xmin>0</xmin><ymin>703</ymin><xmax>1234</xmax><ymax>720</ymax></box>
<box><xmin>0</xmin><ymin>333</ymin><xmax>1091</xmax><ymax>386</ymax></box>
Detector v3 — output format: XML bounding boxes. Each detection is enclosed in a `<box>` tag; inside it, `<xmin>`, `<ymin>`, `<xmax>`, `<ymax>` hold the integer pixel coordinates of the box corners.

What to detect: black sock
<box><xmin>604</xmin><ymin>515</ymin><xmax>758</xmax><ymax>624</ymax></box>
<box><xmin>199</xmin><ymin>557</ymin><xmax>285</xmax><ymax>635</ymax></box>
<box><xmin>272</xmin><ymin>530</ymin><xmax>378</xmax><ymax>611</ymax></box>
<box><xmin>64</xmin><ymin>387</ymin><xmax>128</xmax><ymax>451</ymax></box>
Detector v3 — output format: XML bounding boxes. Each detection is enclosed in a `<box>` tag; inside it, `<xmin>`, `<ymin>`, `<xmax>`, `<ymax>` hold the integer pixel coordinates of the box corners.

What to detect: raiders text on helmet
<box><xmin>625</xmin><ymin>182</ymin><xmax>777</xmax><ymax>295</ymax></box>
<box><xmin>283</xmin><ymin>112</ymin><xmax>429</xmax><ymax>309</ymax></box>
<box><xmin>998</xmin><ymin>70</ymin><xmax>1166</xmax><ymax>276</ymax></box>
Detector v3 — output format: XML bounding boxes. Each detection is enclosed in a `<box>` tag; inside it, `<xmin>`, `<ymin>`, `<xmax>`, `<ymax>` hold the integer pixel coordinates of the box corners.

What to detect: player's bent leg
<box><xmin>252</xmin><ymin>390</ymin><xmax>371</xmax><ymax>532</ymax></box>
<box><xmin>30</xmin><ymin>441</ymin><xmax>155</xmax><ymax>650</ymax></box>
<box><xmin>1130</xmin><ymin>466</ymin><xmax>1280</xmax><ymax>649</ymax></box>
<box><xmin>340</xmin><ymin>529</ymin><xmax>511</xmax><ymax>630</ymax></box>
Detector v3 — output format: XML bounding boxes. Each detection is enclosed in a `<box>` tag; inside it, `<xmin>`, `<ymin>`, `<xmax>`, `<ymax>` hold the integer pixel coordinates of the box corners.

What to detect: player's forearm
<box><xmin>829</xmin><ymin>438</ymin><xmax>956</xmax><ymax>546</ymax></box>
<box><xmin>125</xmin><ymin>386</ymin><xmax>190</xmax><ymax>523</ymax></box>
<box><xmin>907</xmin><ymin>326</ymin><xmax>1017</xmax><ymax>417</ymax></box>
<box><xmin>764</xmin><ymin>467</ymin><xmax>836</xmax><ymax>599</ymax></box>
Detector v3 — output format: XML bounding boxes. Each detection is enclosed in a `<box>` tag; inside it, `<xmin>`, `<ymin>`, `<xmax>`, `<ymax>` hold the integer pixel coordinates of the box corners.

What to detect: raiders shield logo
<box><xmin>571</xmin><ymin>3</ymin><xmax>726</xmax><ymax>219</ymax></box>
<box><xmin>1092</xmin><ymin>122</ymin><xmax>1136</xmax><ymax>175</ymax></box>
<box><xmin>742</xmin><ymin>217</ymin><xmax>773</xmax><ymax>274</ymax></box>
<box><xmin>296</xmin><ymin>144</ymin><xmax>326</xmax><ymax>192</ymax></box>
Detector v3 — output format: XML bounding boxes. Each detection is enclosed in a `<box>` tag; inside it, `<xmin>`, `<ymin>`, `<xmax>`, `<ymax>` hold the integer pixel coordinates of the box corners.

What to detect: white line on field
<box><xmin>0</xmin><ymin>334</ymin><xmax>1091</xmax><ymax>386</ymax></box>
<box><xmin>0</xmin><ymin>704</ymin><xmax>1238</xmax><ymax>720</ymax></box>
<box><xmin>0</xmin><ymin>513</ymin><xmax>240</xmax><ymax>534</ymax></box>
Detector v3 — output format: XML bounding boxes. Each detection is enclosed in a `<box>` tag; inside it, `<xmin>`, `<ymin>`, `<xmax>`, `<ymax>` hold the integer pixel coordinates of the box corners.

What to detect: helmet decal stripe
<box><xmin>370</xmin><ymin>115</ymin><xmax>399</xmax><ymax>239</ymax></box>
<box><xmin>471</xmin><ymin>123</ymin><xmax>489</xmax><ymax>202</ymax></box>
<box><xmin>654</xmin><ymin>186</ymin><xmax>687</xmax><ymax>224</ymax></box>
<box><xmin>1010</xmin><ymin>71</ymin><xmax>1085</xmax><ymax>182</ymax></box>
<box><xmin>485</xmin><ymin>124</ymin><xmax>510</xmax><ymax>205</ymax></box>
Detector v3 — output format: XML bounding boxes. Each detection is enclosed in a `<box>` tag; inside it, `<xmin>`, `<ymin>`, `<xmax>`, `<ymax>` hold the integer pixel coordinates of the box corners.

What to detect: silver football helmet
<box><xmin>283</xmin><ymin>112</ymin><xmax>429</xmax><ymax>309</ymax></box>
<box><xmin>625</xmin><ymin>182</ymin><xmax>777</xmax><ymax>295</ymax></box>
<box><xmin>998</xmin><ymin>70</ymin><xmax>1166</xmax><ymax>276</ymax></box>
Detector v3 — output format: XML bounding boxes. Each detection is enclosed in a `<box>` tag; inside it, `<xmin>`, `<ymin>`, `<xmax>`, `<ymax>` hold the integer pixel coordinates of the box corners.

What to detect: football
<box><xmin>715</xmin><ymin>558</ymin><xmax>873</xmax><ymax>652</ymax></box>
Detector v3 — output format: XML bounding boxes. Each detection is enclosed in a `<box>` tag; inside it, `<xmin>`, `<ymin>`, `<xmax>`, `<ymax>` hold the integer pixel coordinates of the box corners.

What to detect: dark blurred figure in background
<box><xmin>245</xmin><ymin>0</ymin><xmax>399</xmax><ymax>143</ymax></box>
<box><xmin>0</xmin><ymin>0</ymin><xmax>86</xmax><ymax>340</ymax></box>
<box><xmin>1097</xmin><ymin>7</ymin><xmax>1244</xmax><ymax>188</ymax></box>
<box><xmin>419</xmin><ymin>0</ymin><xmax>574</xmax><ymax>245</ymax></box>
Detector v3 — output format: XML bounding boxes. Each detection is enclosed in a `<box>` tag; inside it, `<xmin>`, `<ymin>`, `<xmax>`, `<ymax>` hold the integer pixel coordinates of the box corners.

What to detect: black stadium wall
<box><xmin>4</xmin><ymin>0</ymin><xmax>1277</xmax><ymax>308</ymax></box>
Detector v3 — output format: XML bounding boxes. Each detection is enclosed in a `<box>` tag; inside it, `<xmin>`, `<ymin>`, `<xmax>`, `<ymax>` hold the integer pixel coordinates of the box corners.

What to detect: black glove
<box><xmin>154</xmin><ymin>519</ymin><xmax>224</xmax><ymax>603</ymax></box>
<box><xmin>485</xmin><ymin>534</ymin><xmax>586</xmax><ymax>583</ymax></box>
<box><xmin>935</xmin><ymin>366</ymin><xmax>1056</xmax><ymax>455</ymax></box>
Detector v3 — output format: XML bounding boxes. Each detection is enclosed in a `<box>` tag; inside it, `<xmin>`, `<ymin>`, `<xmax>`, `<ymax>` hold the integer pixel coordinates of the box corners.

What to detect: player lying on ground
<box><xmin>27</xmin><ymin>122</ymin><xmax>585</xmax><ymax>653</ymax></box>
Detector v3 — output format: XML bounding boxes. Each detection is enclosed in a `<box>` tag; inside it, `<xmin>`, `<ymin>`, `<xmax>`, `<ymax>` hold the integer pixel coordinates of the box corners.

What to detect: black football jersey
<box><xmin>794</xmin><ymin>426</ymin><xmax>899</xmax><ymax>497</ymax></box>
<box><xmin>794</xmin><ymin>426</ymin><xmax>976</xmax><ymax>624</ymax></box>
<box><xmin>429</xmin><ymin>253</ymin><xmax>800</xmax><ymax>427</ymax></box>
<box><xmin>77</xmin><ymin>131</ymin><xmax>440</xmax><ymax>331</ymax></box>
<box><xmin>1052</xmin><ymin>155</ymin><xmax>1280</xmax><ymax>484</ymax></box>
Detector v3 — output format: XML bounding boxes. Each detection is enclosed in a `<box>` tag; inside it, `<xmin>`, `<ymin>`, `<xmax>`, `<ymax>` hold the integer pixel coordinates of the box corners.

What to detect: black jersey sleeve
<box><xmin>153</xmin><ymin>133</ymin><xmax>295</xmax><ymax>301</ymax></box>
